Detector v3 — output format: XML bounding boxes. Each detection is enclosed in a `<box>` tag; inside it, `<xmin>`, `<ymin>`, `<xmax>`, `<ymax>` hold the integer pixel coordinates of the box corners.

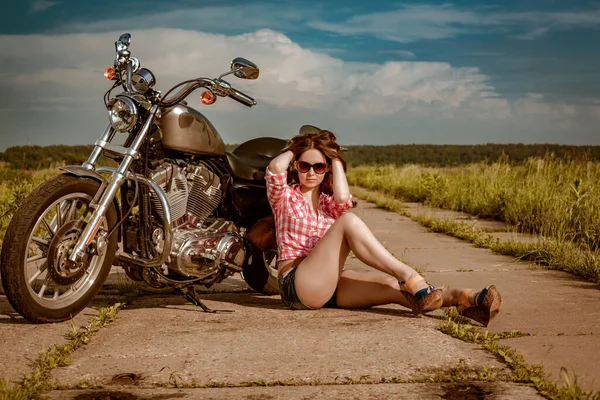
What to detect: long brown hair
<box><xmin>284</xmin><ymin>129</ymin><xmax>347</xmax><ymax>195</ymax></box>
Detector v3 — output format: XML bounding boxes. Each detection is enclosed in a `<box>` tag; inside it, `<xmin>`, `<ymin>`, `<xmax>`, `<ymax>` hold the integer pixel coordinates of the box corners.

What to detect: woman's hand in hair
<box><xmin>269</xmin><ymin>149</ymin><xmax>295</xmax><ymax>174</ymax></box>
<box><xmin>329</xmin><ymin>147</ymin><xmax>341</xmax><ymax>161</ymax></box>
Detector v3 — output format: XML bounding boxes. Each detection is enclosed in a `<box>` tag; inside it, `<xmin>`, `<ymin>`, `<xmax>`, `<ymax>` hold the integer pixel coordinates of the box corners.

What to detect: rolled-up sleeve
<box><xmin>324</xmin><ymin>193</ymin><xmax>354</xmax><ymax>219</ymax></box>
<box><xmin>265</xmin><ymin>166</ymin><xmax>289</xmax><ymax>210</ymax></box>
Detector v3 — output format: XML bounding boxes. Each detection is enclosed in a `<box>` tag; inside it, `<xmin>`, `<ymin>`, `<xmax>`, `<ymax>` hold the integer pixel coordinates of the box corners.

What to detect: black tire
<box><xmin>0</xmin><ymin>174</ymin><xmax>118</xmax><ymax>323</ymax></box>
<box><xmin>242</xmin><ymin>248</ymin><xmax>279</xmax><ymax>295</ymax></box>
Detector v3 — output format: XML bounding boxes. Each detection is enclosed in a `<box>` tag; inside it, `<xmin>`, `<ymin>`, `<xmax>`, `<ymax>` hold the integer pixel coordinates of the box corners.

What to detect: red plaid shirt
<box><xmin>265</xmin><ymin>166</ymin><xmax>353</xmax><ymax>261</ymax></box>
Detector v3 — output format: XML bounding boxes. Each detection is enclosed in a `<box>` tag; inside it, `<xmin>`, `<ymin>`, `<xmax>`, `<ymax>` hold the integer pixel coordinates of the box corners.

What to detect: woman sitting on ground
<box><xmin>265</xmin><ymin>126</ymin><xmax>502</xmax><ymax>326</ymax></box>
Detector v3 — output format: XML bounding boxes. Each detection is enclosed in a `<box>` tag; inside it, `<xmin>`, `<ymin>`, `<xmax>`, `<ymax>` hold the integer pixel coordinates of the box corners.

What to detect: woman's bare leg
<box><xmin>334</xmin><ymin>270</ymin><xmax>476</xmax><ymax>310</ymax></box>
<box><xmin>334</xmin><ymin>270</ymin><xmax>411</xmax><ymax>309</ymax></box>
<box><xmin>296</xmin><ymin>212</ymin><xmax>432</xmax><ymax>308</ymax></box>
<box><xmin>294</xmin><ymin>212</ymin><xmax>482</xmax><ymax>309</ymax></box>
<box><xmin>442</xmin><ymin>287</ymin><xmax>476</xmax><ymax>307</ymax></box>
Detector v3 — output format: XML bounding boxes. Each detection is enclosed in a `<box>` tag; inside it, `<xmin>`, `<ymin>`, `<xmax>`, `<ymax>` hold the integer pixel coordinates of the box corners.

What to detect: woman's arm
<box><xmin>265</xmin><ymin>150</ymin><xmax>294</xmax><ymax>210</ymax></box>
<box><xmin>268</xmin><ymin>150</ymin><xmax>295</xmax><ymax>174</ymax></box>
<box><xmin>331</xmin><ymin>158</ymin><xmax>350</xmax><ymax>204</ymax></box>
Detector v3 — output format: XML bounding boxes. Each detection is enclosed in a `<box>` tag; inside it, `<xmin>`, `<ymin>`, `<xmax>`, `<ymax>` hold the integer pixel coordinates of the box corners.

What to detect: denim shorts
<box><xmin>279</xmin><ymin>267</ymin><xmax>337</xmax><ymax>310</ymax></box>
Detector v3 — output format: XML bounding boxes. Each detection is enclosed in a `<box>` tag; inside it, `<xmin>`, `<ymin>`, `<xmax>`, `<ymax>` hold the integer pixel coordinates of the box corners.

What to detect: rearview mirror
<box><xmin>115</xmin><ymin>33</ymin><xmax>132</xmax><ymax>53</ymax></box>
<box><xmin>119</xmin><ymin>33</ymin><xmax>131</xmax><ymax>47</ymax></box>
<box><xmin>230</xmin><ymin>58</ymin><xmax>259</xmax><ymax>80</ymax></box>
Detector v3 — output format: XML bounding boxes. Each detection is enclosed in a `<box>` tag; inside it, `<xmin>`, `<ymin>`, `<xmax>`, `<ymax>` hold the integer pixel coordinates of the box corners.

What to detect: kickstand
<box><xmin>175</xmin><ymin>284</ymin><xmax>233</xmax><ymax>313</ymax></box>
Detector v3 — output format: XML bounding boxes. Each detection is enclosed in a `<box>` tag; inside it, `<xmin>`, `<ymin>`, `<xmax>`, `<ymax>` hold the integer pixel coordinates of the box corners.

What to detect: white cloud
<box><xmin>14</xmin><ymin>67</ymin><xmax>100</xmax><ymax>86</ymax></box>
<box><xmin>526</xmin><ymin>93</ymin><xmax>544</xmax><ymax>100</ymax></box>
<box><xmin>379</xmin><ymin>50</ymin><xmax>416</xmax><ymax>59</ymax></box>
<box><xmin>308</xmin><ymin>5</ymin><xmax>600</xmax><ymax>43</ymax></box>
<box><xmin>30</xmin><ymin>0</ymin><xmax>57</xmax><ymax>13</ymax></box>
<box><xmin>0</xmin><ymin>28</ymin><xmax>597</xmax><ymax>147</ymax></box>
<box><xmin>0</xmin><ymin>28</ymin><xmax>510</xmax><ymax>117</ymax></box>
<box><xmin>512</xmin><ymin>27</ymin><xmax>549</xmax><ymax>40</ymax></box>
<box><xmin>308</xmin><ymin>5</ymin><xmax>476</xmax><ymax>43</ymax></box>
<box><xmin>53</xmin><ymin>3</ymin><xmax>600</xmax><ymax>45</ymax></box>
<box><xmin>62</xmin><ymin>4</ymin><xmax>315</xmax><ymax>34</ymax></box>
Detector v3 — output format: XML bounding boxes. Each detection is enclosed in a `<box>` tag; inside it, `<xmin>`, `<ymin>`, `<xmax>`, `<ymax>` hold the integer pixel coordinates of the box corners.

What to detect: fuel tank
<box><xmin>156</xmin><ymin>104</ymin><xmax>226</xmax><ymax>156</ymax></box>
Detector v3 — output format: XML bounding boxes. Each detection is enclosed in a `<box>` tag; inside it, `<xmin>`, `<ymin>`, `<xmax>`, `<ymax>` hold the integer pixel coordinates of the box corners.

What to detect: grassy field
<box><xmin>347</xmin><ymin>155</ymin><xmax>600</xmax><ymax>282</ymax></box>
<box><xmin>347</xmin><ymin>155</ymin><xmax>600</xmax><ymax>251</ymax></box>
<box><xmin>0</xmin><ymin>165</ymin><xmax>59</xmax><ymax>247</ymax></box>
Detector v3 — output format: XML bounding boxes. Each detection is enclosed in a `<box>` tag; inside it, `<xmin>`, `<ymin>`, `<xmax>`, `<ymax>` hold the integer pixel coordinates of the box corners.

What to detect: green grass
<box><xmin>0</xmin><ymin>303</ymin><xmax>123</xmax><ymax>399</ymax></box>
<box><xmin>351</xmin><ymin>186</ymin><xmax>600</xmax><ymax>283</ymax></box>
<box><xmin>347</xmin><ymin>156</ymin><xmax>600</xmax><ymax>252</ymax></box>
<box><xmin>0</xmin><ymin>166</ymin><xmax>60</xmax><ymax>247</ymax></box>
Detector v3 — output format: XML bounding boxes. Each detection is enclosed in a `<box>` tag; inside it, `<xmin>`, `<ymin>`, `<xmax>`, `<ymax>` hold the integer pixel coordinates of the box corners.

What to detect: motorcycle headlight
<box><xmin>107</xmin><ymin>97</ymin><xmax>138</xmax><ymax>132</ymax></box>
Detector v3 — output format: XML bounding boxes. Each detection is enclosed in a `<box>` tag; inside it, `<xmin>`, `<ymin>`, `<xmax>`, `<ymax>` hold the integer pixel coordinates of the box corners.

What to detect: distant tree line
<box><xmin>0</xmin><ymin>145</ymin><xmax>94</xmax><ymax>170</ymax></box>
<box><xmin>1</xmin><ymin>143</ymin><xmax>599</xmax><ymax>170</ymax></box>
<box><xmin>0</xmin><ymin>144</ymin><xmax>239</xmax><ymax>170</ymax></box>
<box><xmin>342</xmin><ymin>143</ymin><xmax>600</xmax><ymax>166</ymax></box>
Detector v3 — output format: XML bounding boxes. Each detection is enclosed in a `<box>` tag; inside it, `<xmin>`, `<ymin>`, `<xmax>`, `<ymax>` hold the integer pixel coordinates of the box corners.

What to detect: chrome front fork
<box><xmin>68</xmin><ymin>105</ymin><xmax>159</xmax><ymax>264</ymax></box>
<box><xmin>82</xmin><ymin>125</ymin><xmax>115</xmax><ymax>170</ymax></box>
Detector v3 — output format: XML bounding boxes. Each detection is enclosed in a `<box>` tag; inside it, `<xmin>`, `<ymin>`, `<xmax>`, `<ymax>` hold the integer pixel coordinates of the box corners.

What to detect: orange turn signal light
<box><xmin>200</xmin><ymin>90</ymin><xmax>216</xmax><ymax>105</ymax></box>
<box><xmin>104</xmin><ymin>66</ymin><xmax>116</xmax><ymax>80</ymax></box>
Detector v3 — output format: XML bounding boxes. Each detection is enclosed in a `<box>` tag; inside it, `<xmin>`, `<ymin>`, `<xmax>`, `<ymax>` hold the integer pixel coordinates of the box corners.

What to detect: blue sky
<box><xmin>0</xmin><ymin>0</ymin><xmax>599</xmax><ymax>149</ymax></box>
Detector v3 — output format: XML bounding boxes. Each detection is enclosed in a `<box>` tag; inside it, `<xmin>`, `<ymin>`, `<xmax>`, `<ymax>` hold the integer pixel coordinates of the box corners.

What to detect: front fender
<box><xmin>59</xmin><ymin>165</ymin><xmax>122</xmax><ymax>239</ymax></box>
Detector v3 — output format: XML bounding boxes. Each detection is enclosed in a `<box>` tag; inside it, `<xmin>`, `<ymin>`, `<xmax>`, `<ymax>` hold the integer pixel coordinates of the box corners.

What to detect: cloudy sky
<box><xmin>1</xmin><ymin>0</ymin><xmax>599</xmax><ymax>150</ymax></box>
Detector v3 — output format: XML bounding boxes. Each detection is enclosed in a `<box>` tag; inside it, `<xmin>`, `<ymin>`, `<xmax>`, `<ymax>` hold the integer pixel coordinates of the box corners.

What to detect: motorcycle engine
<box><xmin>150</xmin><ymin>162</ymin><xmax>222</xmax><ymax>225</ymax></box>
<box><xmin>168</xmin><ymin>219</ymin><xmax>245</xmax><ymax>279</ymax></box>
<box><xmin>149</xmin><ymin>162</ymin><xmax>245</xmax><ymax>279</ymax></box>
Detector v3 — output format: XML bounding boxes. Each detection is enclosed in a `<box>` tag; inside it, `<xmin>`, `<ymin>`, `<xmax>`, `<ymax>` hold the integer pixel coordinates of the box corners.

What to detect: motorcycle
<box><xmin>0</xmin><ymin>33</ymin><xmax>283</xmax><ymax>323</ymax></box>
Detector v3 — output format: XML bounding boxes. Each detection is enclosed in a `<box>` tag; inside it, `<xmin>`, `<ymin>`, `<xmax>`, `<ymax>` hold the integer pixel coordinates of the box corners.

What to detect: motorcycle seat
<box><xmin>233</xmin><ymin>137</ymin><xmax>287</xmax><ymax>159</ymax></box>
<box><xmin>225</xmin><ymin>137</ymin><xmax>287</xmax><ymax>181</ymax></box>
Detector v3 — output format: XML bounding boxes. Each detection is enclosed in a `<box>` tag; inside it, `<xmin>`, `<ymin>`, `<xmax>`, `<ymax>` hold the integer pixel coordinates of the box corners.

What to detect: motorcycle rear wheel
<box><xmin>0</xmin><ymin>175</ymin><xmax>118</xmax><ymax>323</ymax></box>
<box><xmin>242</xmin><ymin>248</ymin><xmax>279</xmax><ymax>295</ymax></box>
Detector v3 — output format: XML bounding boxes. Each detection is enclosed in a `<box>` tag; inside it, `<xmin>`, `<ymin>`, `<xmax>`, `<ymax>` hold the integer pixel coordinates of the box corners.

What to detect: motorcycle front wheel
<box><xmin>242</xmin><ymin>248</ymin><xmax>279</xmax><ymax>295</ymax></box>
<box><xmin>0</xmin><ymin>175</ymin><xmax>118</xmax><ymax>323</ymax></box>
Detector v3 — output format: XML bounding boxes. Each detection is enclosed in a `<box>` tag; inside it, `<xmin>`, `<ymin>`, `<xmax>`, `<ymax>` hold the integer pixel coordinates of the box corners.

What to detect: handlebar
<box><xmin>160</xmin><ymin>78</ymin><xmax>257</xmax><ymax>108</ymax></box>
<box><xmin>228</xmin><ymin>88</ymin><xmax>257</xmax><ymax>107</ymax></box>
<box><xmin>159</xmin><ymin>79</ymin><xmax>213</xmax><ymax>108</ymax></box>
<box><xmin>113</xmin><ymin>34</ymin><xmax>257</xmax><ymax>109</ymax></box>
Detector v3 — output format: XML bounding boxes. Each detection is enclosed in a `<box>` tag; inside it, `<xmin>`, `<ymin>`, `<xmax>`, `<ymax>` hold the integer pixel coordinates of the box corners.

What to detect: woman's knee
<box><xmin>336</xmin><ymin>212</ymin><xmax>363</xmax><ymax>230</ymax></box>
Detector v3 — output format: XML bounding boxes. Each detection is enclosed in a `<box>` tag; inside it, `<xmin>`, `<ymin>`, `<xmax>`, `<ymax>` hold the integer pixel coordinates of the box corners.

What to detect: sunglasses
<box><xmin>296</xmin><ymin>161</ymin><xmax>329</xmax><ymax>174</ymax></box>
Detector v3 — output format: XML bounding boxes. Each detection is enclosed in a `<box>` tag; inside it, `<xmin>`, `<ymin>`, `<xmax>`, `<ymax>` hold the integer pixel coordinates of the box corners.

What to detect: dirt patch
<box><xmin>442</xmin><ymin>383</ymin><xmax>491</xmax><ymax>399</ymax></box>
<box><xmin>71</xmin><ymin>391</ymin><xmax>186</xmax><ymax>400</ymax></box>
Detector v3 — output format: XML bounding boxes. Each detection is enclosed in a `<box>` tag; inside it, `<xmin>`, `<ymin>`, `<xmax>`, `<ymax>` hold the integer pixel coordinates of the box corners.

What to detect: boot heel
<box><xmin>400</xmin><ymin>280</ymin><xmax>443</xmax><ymax>317</ymax></box>
<box><xmin>459</xmin><ymin>285</ymin><xmax>503</xmax><ymax>327</ymax></box>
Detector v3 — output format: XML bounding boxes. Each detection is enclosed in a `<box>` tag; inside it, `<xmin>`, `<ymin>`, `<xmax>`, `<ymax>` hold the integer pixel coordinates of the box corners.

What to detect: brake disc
<box><xmin>47</xmin><ymin>220</ymin><xmax>92</xmax><ymax>286</ymax></box>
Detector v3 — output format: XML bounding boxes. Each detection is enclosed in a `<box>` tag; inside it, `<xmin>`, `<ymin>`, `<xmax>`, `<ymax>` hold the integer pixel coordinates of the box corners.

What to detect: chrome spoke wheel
<box><xmin>1</xmin><ymin>174</ymin><xmax>119</xmax><ymax>323</ymax></box>
<box><xmin>262</xmin><ymin>249</ymin><xmax>278</xmax><ymax>280</ymax></box>
<box><xmin>24</xmin><ymin>193</ymin><xmax>108</xmax><ymax>310</ymax></box>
